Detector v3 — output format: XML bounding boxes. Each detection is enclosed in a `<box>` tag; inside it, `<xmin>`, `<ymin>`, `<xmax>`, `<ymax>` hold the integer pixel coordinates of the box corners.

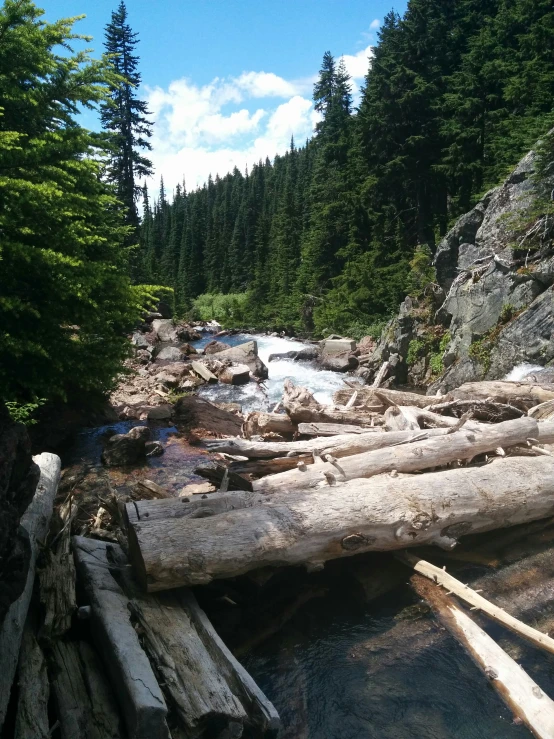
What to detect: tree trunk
<box><xmin>0</xmin><ymin>453</ymin><xmax>60</xmax><ymax>728</ymax></box>
<box><xmin>283</xmin><ymin>380</ymin><xmax>380</xmax><ymax>426</ymax></box>
<box><xmin>243</xmin><ymin>412</ymin><xmax>295</xmax><ymax>438</ymax></box>
<box><xmin>127</xmin><ymin>456</ymin><xmax>554</xmax><ymax>591</ymax></box>
<box><xmin>411</xmin><ymin>575</ymin><xmax>554</xmax><ymax>739</ymax></box>
<box><xmin>14</xmin><ymin>622</ymin><xmax>50</xmax><ymax>739</ymax></box>
<box><xmin>252</xmin><ymin>418</ymin><xmax>537</xmax><ymax>494</ymax></box>
<box><xmin>453</xmin><ymin>380</ymin><xmax>554</xmax><ymax>409</ymax></box>
<box><xmin>297</xmin><ymin>422</ymin><xmax>383</xmax><ymax>436</ymax></box>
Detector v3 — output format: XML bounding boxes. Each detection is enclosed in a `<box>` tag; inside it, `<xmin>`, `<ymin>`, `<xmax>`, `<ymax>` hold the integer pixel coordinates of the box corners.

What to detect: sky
<box><xmin>42</xmin><ymin>0</ymin><xmax>407</xmax><ymax>194</ymax></box>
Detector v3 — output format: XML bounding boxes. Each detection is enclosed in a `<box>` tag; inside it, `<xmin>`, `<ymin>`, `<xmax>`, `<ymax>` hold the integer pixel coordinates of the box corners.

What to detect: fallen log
<box><xmin>0</xmin><ymin>453</ymin><xmax>60</xmax><ymax>728</ymax></box>
<box><xmin>372</xmin><ymin>361</ymin><xmax>391</xmax><ymax>388</ymax></box>
<box><xmin>453</xmin><ymin>380</ymin><xmax>554</xmax><ymax>410</ymax></box>
<box><xmin>191</xmin><ymin>360</ymin><xmax>218</xmax><ymax>383</ymax></box>
<box><xmin>411</xmin><ymin>575</ymin><xmax>554</xmax><ymax>739</ymax></box>
<box><xmin>384</xmin><ymin>405</ymin><xmax>483</xmax><ymax>432</ymax></box>
<box><xmin>230</xmin><ymin>454</ymin><xmax>315</xmax><ymax>477</ymax></box>
<box><xmin>195</xmin><ymin>464</ymin><xmax>253</xmax><ymax>492</ymax></box>
<box><xmin>125</xmin><ymin>490</ymin><xmax>266</xmax><ymax>525</ymax></box>
<box><xmin>298</xmin><ymin>422</ymin><xmax>382</xmax><ymax>436</ymax></box>
<box><xmin>283</xmin><ymin>379</ymin><xmax>380</xmax><ymax>426</ymax></box>
<box><xmin>135</xmin><ymin>479</ymin><xmax>173</xmax><ymax>500</ymax></box>
<box><xmin>50</xmin><ymin>640</ymin><xmax>125</xmax><ymax>739</ymax></box>
<box><xmin>73</xmin><ymin>537</ymin><xmax>169</xmax><ymax>739</ymax></box>
<box><xmin>202</xmin><ymin>427</ymin><xmax>450</xmax><ymax>461</ymax></box>
<box><xmin>252</xmin><ymin>417</ymin><xmax>537</xmax><ymax>493</ymax></box>
<box><xmin>127</xmin><ymin>456</ymin><xmax>554</xmax><ymax>590</ymax></box>
<box><xmin>129</xmin><ymin>588</ymin><xmax>280</xmax><ymax>737</ymax></box>
<box><xmin>398</xmin><ymin>552</ymin><xmax>554</xmax><ymax>657</ymax></box>
<box><xmin>424</xmin><ymin>399</ymin><xmax>524</xmax><ymax>422</ymax></box>
<box><xmin>14</xmin><ymin>621</ymin><xmax>49</xmax><ymax>739</ymax></box>
<box><xmin>243</xmin><ymin>411</ymin><xmax>295</xmax><ymax>438</ymax></box>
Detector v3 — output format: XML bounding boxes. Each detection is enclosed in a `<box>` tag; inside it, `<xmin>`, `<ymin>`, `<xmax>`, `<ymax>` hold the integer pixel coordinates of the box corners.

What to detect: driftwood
<box><xmin>399</xmin><ymin>552</ymin><xmax>554</xmax><ymax>657</ymax></box>
<box><xmin>50</xmin><ymin>640</ymin><xmax>124</xmax><ymax>739</ymax></box>
<box><xmin>424</xmin><ymin>398</ymin><xmax>524</xmax><ymax>422</ymax></box>
<box><xmin>282</xmin><ymin>380</ymin><xmax>379</xmax><ymax>426</ymax></box>
<box><xmin>129</xmin><ymin>588</ymin><xmax>280</xmax><ymax>737</ymax></box>
<box><xmin>453</xmin><ymin>380</ymin><xmax>554</xmax><ymax>410</ymax></box>
<box><xmin>298</xmin><ymin>422</ymin><xmax>382</xmax><ymax>436</ymax></box>
<box><xmin>195</xmin><ymin>464</ymin><xmax>253</xmax><ymax>491</ymax></box>
<box><xmin>243</xmin><ymin>412</ymin><xmax>295</xmax><ymax>438</ymax></box>
<box><xmin>252</xmin><ymin>418</ymin><xmax>537</xmax><ymax>494</ymax></box>
<box><xmin>14</xmin><ymin>621</ymin><xmax>50</xmax><ymax>739</ymax></box>
<box><xmin>125</xmin><ymin>490</ymin><xmax>266</xmax><ymax>525</ymax></box>
<box><xmin>0</xmin><ymin>453</ymin><xmax>60</xmax><ymax>728</ymax></box>
<box><xmin>529</xmin><ymin>399</ymin><xmax>554</xmax><ymax>420</ymax></box>
<box><xmin>384</xmin><ymin>405</ymin><xmax>483</xmax><ymax>432</ymax></box>
<box><xmin>135</xmin><ymin>479</ymin><xmax>172</xmax><ymax>500</ymax></box>
<box><xmin>127</xmin><ymin>456</ymin><xmax>554</xmax><ymax>590</ymax></box>
<box><xmin>72</xmin><ymin>537</ymin><xmax>169</xmax><ymax>739</ymax></box>
<box><xmin>411</xmin><ymin>575</ymin><xmax>554</xmax><ymax>739</ymax></box>
<box><xmin>372</xmin><ymin>361</ymin><xmax>390</xmax><ymax>388</ymax></box>
<box><xmin>191</xmin><ymin>360</ymin><xmax>218</xmax><ymax>383</ymax></box>
<box><xmin>230</xmin><ymin>454</ymin><xmax>315</xmax><ymax>477</ymax></box>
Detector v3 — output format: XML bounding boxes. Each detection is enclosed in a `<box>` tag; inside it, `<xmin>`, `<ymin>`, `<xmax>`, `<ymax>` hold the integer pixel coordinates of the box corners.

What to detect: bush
<box><xmin>192</xmin><ymin>293</ymin><xmax>248</xmax><ymax>326</ymax></box>
<box><xmin>407</xmin><ymin>245</ymin><xmax>437</xmax><ymax>299</ymax></box>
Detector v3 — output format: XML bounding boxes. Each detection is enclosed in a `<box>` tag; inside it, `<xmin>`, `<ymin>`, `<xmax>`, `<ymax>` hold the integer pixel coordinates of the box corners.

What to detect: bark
<box><xmin>14</xmin><ymin>622</ymin><xmax>49</xmax><ymax>739</ymax></box>
<box><xmin>50</xmin><ymin>640</ymin><xmax>125</xmax><ymax>739</ymax></box>
<box><xmin>127</xmin><ymin>456</ymin><xmax>554</xmax><ymax>590</ymax></box>
<box><xmin>72</xmin><ymin>537</ymin><xmax>169</xmax><ymax>739</ymax></box>
<box><xmin>243</xmin><ymin>412</ymin><xmax>295</xmax><ymax>439</ymax></box>
<box><xmin>411</xmin><ymin>575</ymin><xmax>554</xmax><ymax>739</ymax></box>
<box><xmin>399</xmin><ymin>552</ymin><xmax>554</xmax><ymax>657</ymax></box>
<box><xmin>453</xmin><ymin>380</ymin><xmax>554</xmax><ymax>410</ymax></box>
<box><xmin>252</xmin><ymin>418</ymin><xmax>537</xmax><ymax>494</ymax></box>
<box><xmin>0</xmin><ymin>453</ymin><xmax>60</xmax><ymax>728</ymax></box>
<box><xmin>129</xmin><ymin>588</ymin><xmax>280</xmax><ymax>737</ymax></box>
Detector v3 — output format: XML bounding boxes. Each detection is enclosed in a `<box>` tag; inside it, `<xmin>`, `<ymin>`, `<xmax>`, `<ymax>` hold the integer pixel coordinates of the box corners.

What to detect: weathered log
<box><xmin>528</xmin><ymin>399</ymin><xmax>554</xmax><ymax>420</ymax></box>
<box><xmin>424</xmin><ymin>399</ymin><xmax>524</xmax><ymax>422</ymax></box>
<box><xmin>50</xmin><ymin>640</ymin><xmax>125</xmax><ymax>739</ymax></box>
<box><xmin>453</xmin><ymin>380</ymin><xmax>554</xmax><ymax>409</ymax></box>
<box><xmin>129</xmin><ymin>588</ymin><xmax>280</xmax><ymax>737</ymax></box>
<box><xmin>411</xmin><ymin>575</ymin><xmax>554</xmax><ymax>739</ymax></box>
<box><xmin>372</xmin><ymin>361</ymin><xmax>391</xmax><ymax>388</ymax></box>
<box><xmin>398</xmin><ymin>552</ymin><xmax>554</xmax><ymax>657</ymax></box>
<box><xmin>125</xmin><ymin>490</ymin><xmax>266</xmax><ymax>525</ymax></box>
<box><xmin>298</xmin><ymin>421</ymin><xmax>382</xmax><ymax>436</ymax></box>
<box><xmin>127</xmin><ymin>456</ymin><xmax>554</xmax><ymax>590</ymax></box>
<box><xmin>136</xmin><ymin>479</ymin><xmax>172</xmax><ymax>500</ymax></box>
<box><xmin>252</xmin><ymin>418</ymin><xmax>537</xmax><ymax>494</ymax></box>
<box><xmin>191</xmin><ymin>360</ymin><xmax>218</xmax><ymax>383</ymax></box>
<box><xmin>230</xmin><ymin>454</ymin><xmax>315</xmax><ymax>477</ymax></box>
<box><xmin>14</xmin><ymin>621</ymin><xmax>49</xmax><ymax>739</ymax></box>
<box><xmin>384</xmin><ymin>405</ymin><xmax>484</xmax><ymax>433</ymax></box>
<box><xmin>283</xmin><ymin>379</ymin><xmax>379</xmax><ymax>426</ymax></box>
<box><xmin>202</xmin><ymin>428</ymin><xmax>449</xmax><ymax>461</ymax></box>
<box><xmin>242</xmin><ymin>411</ymin><xmax>296</xmax><ymax>438</ymax></box>
<box><xmin>195</xmin><ymin>464</ymin><xmax>253</xmax><ymax>492</ymax></box>
<box><xmin>0</xmin><ymin>453</ymin><xmax>60</xmax><ymax>728</ymax></box>
<box><xmin>72</xmin><ymin>537</ymin><xmax>169</xmax><ymax>739</ymax></box>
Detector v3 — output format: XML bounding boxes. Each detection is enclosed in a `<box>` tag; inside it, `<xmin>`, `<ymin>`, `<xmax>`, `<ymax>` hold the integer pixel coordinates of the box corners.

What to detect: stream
<box><xmin>62</xmin><ymin>333</ymin><xmax>553</xmax><ymax>739</ymax></box>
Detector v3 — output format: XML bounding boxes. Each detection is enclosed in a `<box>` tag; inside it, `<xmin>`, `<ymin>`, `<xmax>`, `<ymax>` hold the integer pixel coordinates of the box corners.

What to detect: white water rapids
<box><xmin>195</xmin><ymin>334</ymin><xmax>352</xmax><ymax>412</ymax></box>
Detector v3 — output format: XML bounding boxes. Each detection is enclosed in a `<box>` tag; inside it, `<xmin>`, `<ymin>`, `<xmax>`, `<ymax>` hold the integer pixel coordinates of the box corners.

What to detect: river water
<box><xmin>63</xmin><ymin>333</ymin><xmax>550</xmax><ymax>738</ymax></box>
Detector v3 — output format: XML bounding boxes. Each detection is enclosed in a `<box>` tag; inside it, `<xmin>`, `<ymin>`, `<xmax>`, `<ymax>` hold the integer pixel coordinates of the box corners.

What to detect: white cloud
<box><xmin>370</xmin><ymin>18</ymin><xmax>381</xmax><ymax>30</ymax></box>
<box><xmin>145</xmin><ymin>37</ymin><xmax>371</xmax><ymax>194</ymax></box>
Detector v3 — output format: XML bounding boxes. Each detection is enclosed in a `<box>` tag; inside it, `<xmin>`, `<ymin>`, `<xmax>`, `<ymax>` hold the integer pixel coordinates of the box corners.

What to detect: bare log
<box><xmin>283</xmin><ymin>379</ymin><xmax>379</xmax><ymax>426</ymax></box>
<box><xmin>424</xmin><ymin>399</ymin><xmax>524</xmax><ymax>422</ymax></box>
<box><xmin>230</xmin><ymin>454</ymin><xmax>315</xmax><ymax>477</ymax></box>
<box><xmin>72</xmin><ymin>537</ymin><xmax>169</xmax><ymax>739</ymax></box>
<box><xmin>298</xmin><ymin>422</ymin><xmax>382</xmax><ymax>436</ymax></box>
<box><xmin>135</xmin><ymin>479</ymin><xmax>172</xmax><ymax>500</ymax></box>
<box><xmin>50</xmin><ymin>640</ymin><xmax>125</xmax><ymax>739</ymax></box>
<box><xmin>243</xmin><ymin>411</ymin><xmax>295</xmax><ymax>438</ymax></box>
<box><xmin>372</xmin><ymin>361</ymin><xmax>391</xmax><ymax>388</ymax></box>
<box><xmin>453</xmin><ymin>380</ymin><xmax>554</xmax><ymax>410</ymax></box>
<box><xmin>125</xmin><ymin>490</ymin><xmax>268</xmax><ymax>525</ymax></box>
<box><xmin>191</xmin><ymin>361</ymin><xmax>218</xmax><ymax>383</ymax></box>
<box><xmin>0</xmin><ymin>453</ymin><xmax>60</xmax><ymax>728</ymax></box>
<box><xmin>14</xmin><ymin>622</ymin><xmax>49</xmax><ymax>739</ymax></box>
<box><xmin>195</xmin><ymin>464</ymin><xmax>253</xmax><ymax>492</ymax></box>
<box><xmin>411</xmin><ymin>575</ymin><xmax>554</xmax><ymax>739</ymax></box>
<box><xmin>398</xmin><ymin>552</ymin><xmax>554</xmax><ymax>657</ymax></box>
<box><xmin>127</xmin><ymin>456</ymin><xmax>554</xmax><ymax>590</ymax></box>
<box><xmin>529</xmin><ymin>399</ymin><xmax>554</xmax><ymax>420</ymax></box>
<box><xmin>252</xmin><ymin>418</ymin><xmax>537</xmax><ymax>494</ymax></box>
<box><xmin>129</xmin><ymin>588</ymin><xmax>280</xmax><ymax>737</ymax></box>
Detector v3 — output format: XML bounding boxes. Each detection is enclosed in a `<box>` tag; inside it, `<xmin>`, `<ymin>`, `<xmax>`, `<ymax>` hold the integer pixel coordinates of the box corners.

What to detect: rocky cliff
<box><xmin>368</xmin><ymin>146</ymin><xmax>554</xmax><ymax>392</ymax></box>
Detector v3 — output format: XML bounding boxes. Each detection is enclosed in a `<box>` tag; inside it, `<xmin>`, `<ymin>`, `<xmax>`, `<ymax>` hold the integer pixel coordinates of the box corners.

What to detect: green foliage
<box><xmin>0</xmin><ymin>0</ymin><xmax>143</xmax><ymax>405</ymax></box>
<box><xmin>5</xmin><ymin>399</ymin><xmax>46</xmax><ymax>425</ymax></box>
<box><xmin>407</xmin><ymin>245</ymin><xmax>437</xmax><ymax>299</ymax></box>
<box><xmin>343</xmin><ymin>319</ymin><xmax>389</xmax><ymax>342</ymax></box>
<box><xmin>192</xmin><ymin>293</ymin><xmax>248</xmax><ymax>326</ymax></box>
<box><xmin>407</xmin><ymin>339</ymin><xmax>426</xmax><ymax>366</ymax></box>
<box><xmin>469</xmin><ymin>339</ymin><xmax>492</xmax><ymax>374</ymax></box>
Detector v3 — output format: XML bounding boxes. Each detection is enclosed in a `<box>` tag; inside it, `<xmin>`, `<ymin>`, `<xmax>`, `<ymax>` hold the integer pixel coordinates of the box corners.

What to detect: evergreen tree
<box><xmin>101</xmin><ymin>1</ymin><xmax>153</xmax><ymax>238</ymax></box>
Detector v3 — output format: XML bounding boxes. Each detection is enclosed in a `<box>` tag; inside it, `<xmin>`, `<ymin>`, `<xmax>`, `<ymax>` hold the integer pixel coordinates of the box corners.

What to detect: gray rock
<box><xmin>219</xmin><ymin>364</ymin><xmax>251</xmax><ymax>385</ymax></box>
<box><xmin>154</xmin><ymin>372</ymin><xmax>179</xmax><ymax>388</ymax></box>
<box><xmin>145</xmin><ymin>441</ymin><xmax>164</xmax><ymax>457</ymax></box>
<box><xmin>321</xmin><ymin>354</ymin><xmax>359</xmax><ymax>372</ymax></box>
<box><xmin>214</xmin><ymin>341</ymin><xmax>268</xmax><ymax>379</ymax></box>
<box><xmin>101</xmin><ymin>426</ymin><xmax>150</xmax><ymax>467</ymax></box>
<box><xmin>152</xmin><ymin>319</ymin><xmax>177</xmax><ymax>342</ymax></box>
<box><xmin>131</xmin><ymin>332</ymin><xmax>150</xmax><ymax>349</ymax></box>
<box><xmin>203</xmin><ymin>340</ymin><xmax>229</xmax><ymax>355</ymax></box>
<box><xmin>156</xmin><ymin>346</ymin><xmax>182</xmax><ymax>362</ymax></box>
<box><xmin>136</xmin><ymin>349</ymin><xmax>151</xmax><ymax>364</ymax></box>
<box><xmin>141</xmin><ymin>405</ymin><xmax>173</xmax><ymax>421</ymax></box>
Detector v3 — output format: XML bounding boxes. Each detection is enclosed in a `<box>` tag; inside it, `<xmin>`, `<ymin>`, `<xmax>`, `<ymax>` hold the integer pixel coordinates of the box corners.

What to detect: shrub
<box><xmin>192</xmin><ymin>293</ymin><xmax>248</xmax><ymax>326</ymax></box>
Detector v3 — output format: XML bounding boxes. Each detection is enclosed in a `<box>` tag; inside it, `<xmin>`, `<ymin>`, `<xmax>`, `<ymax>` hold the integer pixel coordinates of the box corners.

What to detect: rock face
<box><xmin>101</xmin><ymin>426</ymin><xmax>151</xmax><ymax>467</ymax></box>
<box><xmin>368</xmin><ymin>146</ymin><xmax>554</xmax><ymax>391</ymax></box>
<box><xmin>0</xmin><ymin>405</ymin><xmax>40</xmax><ymax>628</ymax></box>
<box><xmin>214</xmin><ymin>341</ymin><xmax>268</xmax><ymax>380</ymax></box>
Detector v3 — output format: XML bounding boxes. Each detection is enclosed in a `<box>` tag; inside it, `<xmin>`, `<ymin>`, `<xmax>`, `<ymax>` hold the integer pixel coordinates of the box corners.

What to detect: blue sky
<box><xmin>42</xmin><ymin>0</ymin><xmax>407</xmax><ymax>192</ymax></box>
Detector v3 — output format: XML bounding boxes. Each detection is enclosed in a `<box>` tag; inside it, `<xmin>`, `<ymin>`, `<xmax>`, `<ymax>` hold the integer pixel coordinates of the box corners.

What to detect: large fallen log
<box><xmin>298</xmin><ymin>422</ymin><xmax>382</xmax><ymax>436</ymax></box>
<box><xmin>282</xmin><ymin>379</ymin><xmax>380</xmax><ymax>426</ymax></box>
<box><xmin>252</xmin><ymin>417</ymin><xmax>537</xmax><ymax>494</ymax></box>
<box><xmin>127</xmin><ymin>456</ymin><xmax>554</xmax><ymax>590</ymax></box>
<box><xmin>0</xmin><ymin>453</ymin><xmax>60</xmax><ymax>728</ymax></box>
<box><xmin>125</xmin><ymin>490</ymin><xmax>266</xmax><ymax>525</ymax></box>
<box><xmin>411</xmin><ymin>575</ymin><xmax>554</xmax><ymax>739</ymax></box>
<box><xmin>424</xmin><ymin>399</ymin><xmax>525</xmax><ymax>422</ymax></box>
<box><xmin>202</xmin><ymin>427</ymin><xmax>451</xmax><ymax>461</ymax></box>
<box><xmin>14</xmin><ymin>621</ymin><xmax>50</xmax><ymax>739</ymax></box>
<box><xmin>73</xmin><ymin>537</ymin><xmax>169</xmax><ymax>739</ymax></box>
<box><xmin>453</xmin><ymin>380</ymin><xmax>554</xmax><ymax>410</ymax></box>
<box><xmin>243</xmin><ymin>412</ymin><xmax>295</xmax><ymax>438</ymax></box>
<box><xmin>333</xmin><ymin>387</ymin><xmax>449</xmax><ymax>410</ymax></box>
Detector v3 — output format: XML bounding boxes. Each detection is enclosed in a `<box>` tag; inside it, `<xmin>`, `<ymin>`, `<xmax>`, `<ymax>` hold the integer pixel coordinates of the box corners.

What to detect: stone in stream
<box><xmin>214</xmin><ymin>341</ymin><xmax>268</xmax><ymax>380</ymax></box>
<box><xmin>145</xmin><ymin>441</ymin><xmax>164</xmax><ymax>457</ymax></box>
<box><xmin>101</xmin><ymin>426</ymin><xmax>150</xmax><ymax>467</ymax></box>
<box><xmin>219</xmin><ymin>364</ymin><xmax>251</xmax><ymax>385</ymax></box>
<box><xmin>155</xmin><ymin>346</ymin><xmax>183</xmax><ymax>362</ymax></box>
<box><xmin>203</xmin><ymin>340</ymin><xmax>229</xmax><ymax>355</ymax></box>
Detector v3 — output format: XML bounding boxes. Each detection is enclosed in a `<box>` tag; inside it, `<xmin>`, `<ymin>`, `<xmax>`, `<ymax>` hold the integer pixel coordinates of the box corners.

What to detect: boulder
<box><xmin>135</xmin><ymin>349</ymin><xmax>151</xmax><ymax>365</ymax></box>
<box><xmin>179</xmin><ymin>343</ymin><xmax>197</xmax><ymax>355</ymax></box>
<box><xmin>219</xmin><ymin>364</ymin><xmax>251</xmax><ymax>385</ymax></box>
<box><xmin>321</xmin><ymin>354</ymin><xmax>359</xmax><ymax>372</ymax></box>
<box><xmin>156</xmin><ymin>346</ymin><xmax>183</xmax><ymax>362</ymax></box>
<box><xmin>203</xmin><ymin>340</ymin><xmax>229</xmax><ymax>355</ymax></box>
<box><xmin>214</xmin><ymin>341</ymin><xmax>268</xmax><ymax>380</ymax></box>
<box><xmin>321</xmin><ymin>338</ymin><xmax>357</xmax><ymax>355</ymax></box>
<box><xmin>268</xmin><ymin>347</ymin><xmax>320</xmax><ymax>362</ymax></box>
<box><xmin>145</xmin><ymin>441</ymin><xmax>164</xmax><ymax>457</ymax></box>
<box><xmin>154</xmin><ymin>372</ymin><xmax>179</xmax><ymax>388</ymax></box>
<box><xmin>131</xmin><ymin>332</ymin><xmax>150</xmax><ymax>349</ymax></box>
<box><xmin>139</xmin><ymin>405</ymin><xmax>174</xmax><ymax>421</ymax></box>
<box><xmin>173</xmin><ymin>396</ymin><xmax>243</xmax><ymax>436</ymax></box>
<box><xmin>101</xmin><ymin>426</ymin><xmax>150</xmax><ymax>467</ymax></box>
<box><xmin>152</xmin><ymin>319</ymin><xmax>177</xmax><ymax>342</ymax></box>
